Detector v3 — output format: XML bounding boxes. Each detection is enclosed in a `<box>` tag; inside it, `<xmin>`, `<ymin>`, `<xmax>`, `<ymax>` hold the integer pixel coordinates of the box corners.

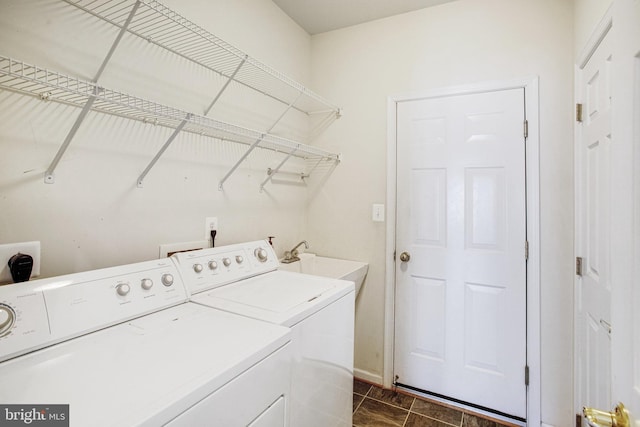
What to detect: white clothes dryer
<box><xmin>0</xmin><ymin>258</ymin><xmax>291</xmax><ymax>427</ymax></box>
<box><xmin>172</xmin><ymin>240</ymin><xmax>355</xmax><ymax>427</ymax></box>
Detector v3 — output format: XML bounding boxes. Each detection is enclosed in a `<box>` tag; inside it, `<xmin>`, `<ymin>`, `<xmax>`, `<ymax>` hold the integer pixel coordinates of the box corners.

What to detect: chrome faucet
<box><xmin>282</xmin><ymin>240</ymin><xmax>309</xmax><ymax>263</ymax></box>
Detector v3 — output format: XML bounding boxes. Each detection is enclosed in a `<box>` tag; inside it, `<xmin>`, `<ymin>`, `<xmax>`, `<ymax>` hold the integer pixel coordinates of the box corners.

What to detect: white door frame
<box><xmin>384</xmin><ymin>77</ymin><xmax>541</xmax><ymax>426</ymax></box>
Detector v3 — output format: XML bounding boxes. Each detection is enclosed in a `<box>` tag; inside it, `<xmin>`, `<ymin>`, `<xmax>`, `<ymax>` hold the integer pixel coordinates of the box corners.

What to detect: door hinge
<box><xmin>576</xmin><ymin>256</ymin><xmax>583</xmax><ymax>276</ymax></box>
<box><xmin>393</xmin><ymin>250</ymin><xmax>396</xmax><ymax>261</ymax></box>
<box><xmin>524</xmin><ymin>365</ymin><xmax>529</xmax><ymax>386</ymax></box>
<box><xmin>576</xmin><ymin>103</ymin><xmax>583</xmax><ymax>122</ymax></box>
<box><xmin>523</xmin><ymin>120</ymin><xmax>528</xmax><ymax>139</ymax></box>
<box><xmin>525</xmin><ymin>241</ymin><xmax>529</xmax><ymax>261</ymax></box>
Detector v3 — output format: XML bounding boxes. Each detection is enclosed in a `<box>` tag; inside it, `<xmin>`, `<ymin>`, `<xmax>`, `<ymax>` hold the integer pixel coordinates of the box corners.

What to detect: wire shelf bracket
<box><xmin>218</xmin><ymin>91</ymin><xmax>303</xmax><ymax>190</ymax></box>
<box><xmin>44</xmin><ymin>88</ymin><xmax>98</xmax><ymax>183</ymax></box>
<box><xmin>137</xmin><ymin>113</ymin><xmax>192</xmax><ymax>187</ymax></box>
<box><xmin>204</xmin><ymin>55</ymin><xmax>247</xmax><ymax>116</ymax></box>
<box><xmin>44</xmin><ymin>0</ymin><xmax>141</xmax><ymax>184</ymax></box>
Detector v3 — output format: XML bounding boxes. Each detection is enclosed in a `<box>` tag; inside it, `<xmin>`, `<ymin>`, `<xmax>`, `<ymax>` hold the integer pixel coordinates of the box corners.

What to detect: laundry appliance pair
<box><xmin>0</xmin><ymin>240</ymin><xmax>354</xmax><ymax>426</ymax></box>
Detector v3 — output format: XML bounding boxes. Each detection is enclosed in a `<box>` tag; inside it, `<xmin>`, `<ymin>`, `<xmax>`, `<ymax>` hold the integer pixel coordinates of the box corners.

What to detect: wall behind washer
<box><xmin>307</xmin><ymin>0</ymin><xmax>574</xmax><ymax>425</ymax></box>
<box><xmin>0</xmin><ymin>0</ymin><xmax>320</xmax><ymax>276</ymax></box>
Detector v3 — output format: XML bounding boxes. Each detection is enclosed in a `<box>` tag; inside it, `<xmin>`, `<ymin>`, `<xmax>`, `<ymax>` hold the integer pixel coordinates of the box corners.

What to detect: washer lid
<box><xmin>0</xmin><ymin>303</ymin><xmax>290</xmax><ymax>427</ymax></box>
<box><xmin>191</xmin><ymin>270</ymin><xmax>354</xmax><ymax>327</ymax></box>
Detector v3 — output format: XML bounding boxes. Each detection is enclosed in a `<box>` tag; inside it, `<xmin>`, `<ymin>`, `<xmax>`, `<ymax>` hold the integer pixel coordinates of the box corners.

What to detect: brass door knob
<box><xmin>399</xmin><ymin>251</ymin><xmax>411</xmax><ymax>262</ymax></box>
<box><xmin>583</xmin><ymin>402</ymin><xmax>630</xmax><ymax>427</ymax></box>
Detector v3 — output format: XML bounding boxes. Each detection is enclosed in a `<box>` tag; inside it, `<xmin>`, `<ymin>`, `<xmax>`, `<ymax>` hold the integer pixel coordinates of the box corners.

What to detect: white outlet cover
<box><xmin>205</xmin><ymin>217</ymin><xmax>218</xmax><ymax>241</ymax></box>
<box><xmin>0</xmin><ymin>241</ymin><xmax>41</xmax><ymax>284</ymax></box>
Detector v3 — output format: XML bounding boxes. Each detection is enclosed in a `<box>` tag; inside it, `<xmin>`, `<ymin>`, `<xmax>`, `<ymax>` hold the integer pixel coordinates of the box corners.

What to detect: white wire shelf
<box><xmin>0</xmin><ymin>55</ymin><xmax>340</xmax><ymax>184</ymax></box>
<box><xmin>61</xmin><ymin>0</ymin><xmax>341</xmax><ymax>118</ymax></box>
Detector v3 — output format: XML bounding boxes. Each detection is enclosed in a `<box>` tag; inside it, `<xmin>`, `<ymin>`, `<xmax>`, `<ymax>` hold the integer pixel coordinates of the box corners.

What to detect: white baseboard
<box><xmin>541</xmin><ymin>423</ymin><xmax>557</xmax><ymax>427</ymax></box>
<box><xmin>354</xmin><ymin>368</ymin><xmax>383</xmax><ymax>386</ymax></box>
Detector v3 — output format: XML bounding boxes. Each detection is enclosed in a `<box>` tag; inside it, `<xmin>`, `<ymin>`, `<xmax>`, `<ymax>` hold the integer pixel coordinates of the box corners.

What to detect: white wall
<box><xmin>0</xmin><ymin>0</ymin><xmax>317</xmax><ymax>276</ymax></box>
<box><xmin>308</xmin><ymin>1</ymin><xmax>575</xmax><ymax>425</ymax></box>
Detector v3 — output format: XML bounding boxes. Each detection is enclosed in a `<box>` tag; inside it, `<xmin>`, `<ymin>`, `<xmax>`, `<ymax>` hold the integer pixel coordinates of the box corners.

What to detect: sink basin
<box><xmin>279</xmin><ymin>253</ymin><xmax>368</xmax><ymax>297</ymax></box>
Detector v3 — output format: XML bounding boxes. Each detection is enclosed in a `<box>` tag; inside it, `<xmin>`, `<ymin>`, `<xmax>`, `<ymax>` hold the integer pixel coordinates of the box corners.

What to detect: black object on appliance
<box><xmin>8</xmin><ymin>253</ymin><xmax>33</xmax><ymax>283</ymax></box>
<box><xmin>210</xmin><ymin>230</ymin><xmax>217</xmax><ymax>248</ymax></box>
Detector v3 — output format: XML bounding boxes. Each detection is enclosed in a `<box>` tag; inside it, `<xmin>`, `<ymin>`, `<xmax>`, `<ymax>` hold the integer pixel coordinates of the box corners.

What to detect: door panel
<box><xmin>576</xmin><ymin>25</ymin><xmax>613</xmax><ymax>415</ymax></box>
<box><xmin>394</xmin><ymin>88</ymin><xmax>527</xmax><ymax>418</ymax></box>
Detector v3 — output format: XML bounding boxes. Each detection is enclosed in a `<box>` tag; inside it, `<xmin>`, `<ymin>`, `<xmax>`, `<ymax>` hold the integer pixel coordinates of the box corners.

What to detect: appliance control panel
<box><xmin>172</xmin><ymin>240</ymin><xmax>278</xmax><ymax>295</ymax></box>
<box><xmin>0</xmin><ymin>259</ymin><xmax>188</xmax><ymax>363</ymax></box>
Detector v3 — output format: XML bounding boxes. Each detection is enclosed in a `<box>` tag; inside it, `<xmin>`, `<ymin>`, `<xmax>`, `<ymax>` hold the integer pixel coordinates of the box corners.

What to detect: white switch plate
<box><xmin>372</xmin><ymin>204</ymin><xmax>385</xmax><ymax>222</ymax></box>
<box><xmin>0</xmin><ymin>241</ymin><xmax>41</xmax><ymax>284</ymax></box>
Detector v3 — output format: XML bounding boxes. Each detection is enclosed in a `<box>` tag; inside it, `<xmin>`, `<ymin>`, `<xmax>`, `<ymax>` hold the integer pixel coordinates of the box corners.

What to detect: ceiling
<box><xmin>272</xmin><ymin>0</ymin><xmax>458</xmax><ymax>35</ymax></box>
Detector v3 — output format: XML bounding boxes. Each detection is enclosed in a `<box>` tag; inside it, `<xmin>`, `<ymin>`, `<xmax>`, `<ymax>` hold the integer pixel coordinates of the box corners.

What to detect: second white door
<box><xmin>394</xmin><ymin>88</ymin><xmax>527</xmax><ymax>419</ymax></box>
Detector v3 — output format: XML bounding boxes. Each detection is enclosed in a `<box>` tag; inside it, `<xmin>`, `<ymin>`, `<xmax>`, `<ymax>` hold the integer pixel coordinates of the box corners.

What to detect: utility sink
<box><xmin>279</xmin><ymin>253</ymin><xmax>368</xmax><ymax>297</ymax></box>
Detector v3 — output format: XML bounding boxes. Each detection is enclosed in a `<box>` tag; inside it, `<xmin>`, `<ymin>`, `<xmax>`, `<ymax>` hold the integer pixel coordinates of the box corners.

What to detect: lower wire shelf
<box><xmin>0</xmin><ymin>55</ymin><xmax>340</xmax><ymax>188</ymax></box>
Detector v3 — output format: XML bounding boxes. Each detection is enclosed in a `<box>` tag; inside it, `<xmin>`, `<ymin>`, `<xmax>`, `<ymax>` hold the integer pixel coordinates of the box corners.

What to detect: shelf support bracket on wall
<box><xmin>44</xmin><ymin>0</ymin><xmax>141</xmax><ymax>184</ymax></box>
<box><xmin>93</xmin><ymin>0</ymin><xmax>141</xmax><ymax>81</ymax></box>
<box><xmin>259</xmin><ymin>146</ymin><xmax>298</xmax><ymax>192</ymax></box>
<box><xmin>217</xmin><ymin>134</ymin><xmax>266</xmax><ymax>191</ymax></box>
<box><xmin>218</xmin><ymin>91</ymin><xmax>303</xmax><ymax>190</ymax></box>
<box><xmin>44</xmin><ymin>87</ymin><xmax>99</xmax><ymax>184</ymax></box>
<box><xmin>204</xmin><ymin>55</ymin><xmax>247</xmax><ymax>116</ymax></box>
<box><xmin>137</xmin><ymin>113</ymin><xmax>192</xmax><ymax>188</ymax></box>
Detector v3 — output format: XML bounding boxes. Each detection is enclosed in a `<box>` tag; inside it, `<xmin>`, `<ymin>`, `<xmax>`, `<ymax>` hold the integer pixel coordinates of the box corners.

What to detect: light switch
<box><xmin>372</xmin><ymin>204</ymin><xmax>385</xmax><ymax>222</ymax></box>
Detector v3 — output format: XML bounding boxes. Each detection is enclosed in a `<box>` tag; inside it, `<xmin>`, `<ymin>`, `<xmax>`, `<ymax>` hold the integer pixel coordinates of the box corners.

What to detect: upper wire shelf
<box><xmin>0</xmin><ymin>55</ymin><xmax>339</xmax><ymax>167</ymax></box>
<box><xmin>61</xmin><ymin>0</ymin><xmax>341</xmax><ymax>118</ymax></box>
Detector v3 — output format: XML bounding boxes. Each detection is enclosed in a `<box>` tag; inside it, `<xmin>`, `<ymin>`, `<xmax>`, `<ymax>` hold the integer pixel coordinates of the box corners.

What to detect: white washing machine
<box><xmin>0</xmin><ymin>258</ymin><xmax>291</xmax><ymax>427</ymax></box>
<box><xmin>172</xmin><ymin>240</ymin><xmax>355</xmax><ymax>427</ymax></box>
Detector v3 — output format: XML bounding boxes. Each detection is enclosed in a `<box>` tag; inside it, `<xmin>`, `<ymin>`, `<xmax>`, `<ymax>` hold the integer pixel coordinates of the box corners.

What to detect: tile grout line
<box><xmin>352</xmin><ymin>385</ymin><xmax>371</xmax><ymax>416</ymax></box>
<box><xmin>352</xmin><ymin>394</ymin><xmax>366</xmax><ymax>415</ymax></box>
<box><xmin>401</xmin><ymin>397</ymin><xmax>416</xmax><ymax>427</ymax></box>
<box><xmin>364</xmin><ymin>395</ymin><xmax>416</xmax><ymax>412</ymax></box>
<box><xmin>407</xmin><ymin>410</ymin><xmax>462</xmax><ymax>427</ymax></box>
<box><xmin>400</xmin><ymin>394</ymin><xmax>465</xmax><ymax>427</ymax></box>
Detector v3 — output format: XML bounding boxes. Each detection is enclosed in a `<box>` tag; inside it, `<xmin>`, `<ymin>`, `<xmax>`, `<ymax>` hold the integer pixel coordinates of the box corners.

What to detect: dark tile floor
<box><xmin>352</xmin><ymin>379</ymin><xmax>518</xmax><ymax>427</ymax></box>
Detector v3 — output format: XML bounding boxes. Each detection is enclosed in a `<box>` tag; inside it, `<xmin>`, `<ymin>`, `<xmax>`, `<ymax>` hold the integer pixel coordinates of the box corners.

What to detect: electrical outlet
<box><xmin>0</xmin><ymin>241</ymin><xmax>41</xmax><ymax>284</ymax></box>
<box><xmin>205</xmin><ymin>217</ymin><xmax>218</xmax><ymax>242</ymax></box>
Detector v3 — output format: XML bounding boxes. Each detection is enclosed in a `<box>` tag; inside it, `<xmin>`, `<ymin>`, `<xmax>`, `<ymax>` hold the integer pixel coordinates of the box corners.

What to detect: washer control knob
<box><xmin>161</xmin><ymin>274</ymin><xmax>174</xmax><ymax>287</ymax></box>
<box><xmin>0</xmin><ymin>303</ymin><xmax>16</xmax><ymax>336</ymax></box>
<box><xmin>235</xmin><ymin>255</ymin><xmax>244</xmax><ymax>264</ymax></box>
<box><xmin>208</xmin><ymin>260</ymin><xmax>218</xmax><ymax>270</ymax></box>
<box><xmin>116</xmin><ymin>283</ymin><xmax>131</xmax><ymax>296</ymax></box>
<box><xmin>222</xmin><ymin>258</ymin><xmax>231</xmax><ymax>267</ymax></box>
<box><xmin>254</xmin><ymin>248</ymin><xmax>268</xmax><ymax>262</ymax></box>
<box><xmin>141</xmin><ymin>278</ymin><xmax>154</xmax><ymax>290</ymax></box>
<box><xmin>193</xmin><ymin>263</ymin><xmax>203</xmax><ymax>273</ymax></box>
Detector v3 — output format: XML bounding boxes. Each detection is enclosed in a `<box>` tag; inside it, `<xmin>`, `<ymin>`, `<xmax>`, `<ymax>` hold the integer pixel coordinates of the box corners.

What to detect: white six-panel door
<box><xmin>579</xmin><ymin>1</ymin><xmax>640</xmax><ymax>424</ymax></box>
<box><xmin>575</xmin><ymin>24</ymin><xmax>613</xmax><ymax>417</ymax></box>
<box><xmin>394</xmin><ymin>88</ymin><xmax>527</xmax><ymax>419</ymax></box>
